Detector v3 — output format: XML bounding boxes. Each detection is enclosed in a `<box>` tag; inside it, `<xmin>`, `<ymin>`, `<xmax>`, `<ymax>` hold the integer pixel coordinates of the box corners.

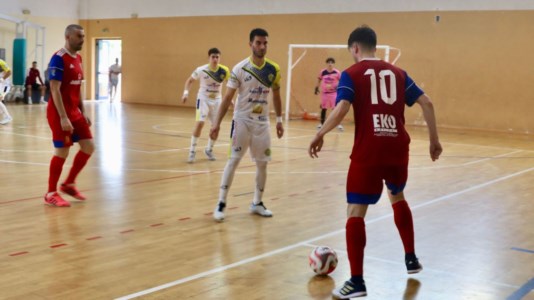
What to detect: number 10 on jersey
<box><xmin>364</xmin><ymin>69</ymin><xmax>397</xmax><ymax>105</ymax></box>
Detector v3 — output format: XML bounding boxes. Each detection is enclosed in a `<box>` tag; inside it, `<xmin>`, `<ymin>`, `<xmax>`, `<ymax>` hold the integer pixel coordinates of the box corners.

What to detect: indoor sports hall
<box><xmin>1</xmin><ymin>1</ymin><xmax>533</xmax><ymax>299</ymax></box>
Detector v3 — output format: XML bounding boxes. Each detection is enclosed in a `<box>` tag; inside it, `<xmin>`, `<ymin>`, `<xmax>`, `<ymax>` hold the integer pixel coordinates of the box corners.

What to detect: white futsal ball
<box><xmin>309</xmin><ymin>246</ymin><xmax>338</xmax><ymax>275</ymax></box>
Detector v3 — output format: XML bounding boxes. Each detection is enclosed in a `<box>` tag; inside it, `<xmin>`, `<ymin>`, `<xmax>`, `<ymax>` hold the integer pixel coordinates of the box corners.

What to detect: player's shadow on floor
<box><xmin>307</xmin><ymin>275</ymin><xmax>335</xmax><ymax>299</ymax></box>
<box><xmin>403</xmin><ymin>278</ymin><xmax>421</xmax><ymax>300</ymax></box>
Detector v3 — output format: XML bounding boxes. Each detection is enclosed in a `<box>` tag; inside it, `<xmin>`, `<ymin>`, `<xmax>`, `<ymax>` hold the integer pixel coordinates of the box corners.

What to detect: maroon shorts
<box><xmin>346</xmin><ymin>162</ymin><xmax>408</xmax><ymax>205</ymax></box>
<box><xmin>48</xmin><ymin>116</ymin><xmax>92</xmax><ymax>148</ymax></box>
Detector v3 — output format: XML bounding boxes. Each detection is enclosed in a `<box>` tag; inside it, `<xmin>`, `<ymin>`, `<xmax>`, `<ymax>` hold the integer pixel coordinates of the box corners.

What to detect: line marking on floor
<box><xmin>115</xmin><ymin>166</ymin><xmax>534</xmax><ymax>299</ymax></box>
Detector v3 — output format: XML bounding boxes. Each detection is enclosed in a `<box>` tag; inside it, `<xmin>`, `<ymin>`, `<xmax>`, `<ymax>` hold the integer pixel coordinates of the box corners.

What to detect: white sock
<box><xmin>218</xmin><ymin>158</ymin><xmax>241</xmax><ymax>203</ymax></box>
<box><xmin>207</xmin><ymin>138</ymin><xmax>215</xmax><ymax>151</ymax></box>
<box><xmin>0</xmin><ymin>101</ymin><xmax>10</xmax><ymax>118</ymax></box>
<box><xmin>253</xmin><ymin>161</ymin><xmax>267</xmax><ymax>205</ymax></box>
<box><xmin>190</xmin><ymin>136</ymin><xmax>198</xmax><ymax>152</ymax></box>
<box><xmin>40</xmin><ymin>96</ymin><xmax>44</xmax><ymax>101</ymax></box>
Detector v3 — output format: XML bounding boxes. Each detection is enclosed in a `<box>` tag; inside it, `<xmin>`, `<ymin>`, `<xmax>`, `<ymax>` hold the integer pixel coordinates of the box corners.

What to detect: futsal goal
<box><xmin>284</xmin><ymin>44</ymin><xmax>400</xmax><ymax>121</ymax></box>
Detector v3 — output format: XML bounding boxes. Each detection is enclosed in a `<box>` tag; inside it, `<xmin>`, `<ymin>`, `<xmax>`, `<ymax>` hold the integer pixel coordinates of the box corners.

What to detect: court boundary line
<box><xmin>114</xmin><ymin>166</ymin><xmax>534</xmax><ymax>300</ymax></box>
<box><xmin>302</xmin><ymin>243</ymin><xmax>519</xmax><ymax>289</ymax></box>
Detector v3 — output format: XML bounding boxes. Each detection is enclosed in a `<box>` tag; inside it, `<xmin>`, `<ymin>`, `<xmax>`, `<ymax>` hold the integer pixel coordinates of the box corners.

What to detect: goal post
<box><xmin>284</xmin><ymin>44</ymin><xmax>401</xmax><ymax>121</ymax></box>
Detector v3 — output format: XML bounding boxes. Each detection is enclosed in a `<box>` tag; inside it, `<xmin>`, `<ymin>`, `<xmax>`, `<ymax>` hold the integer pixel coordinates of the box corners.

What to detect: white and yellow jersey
<box><xmin>191</xmin><ymin>64</ymin><xmax>230</xmax><ymax>101</ymax></box>
<box><xmin>0</xmin><ymin>59</ymin><xmax>11</xmax><ymax>79</ymax></box>
<box><xmin>0</xmin><ymin>59</ymin><xmax>12</xmax><ymax>94</ymax></box>
<box><xmin>228</xmin><ymin>57</ymin><xmax>281</xmax><ymax>123</ymax></box>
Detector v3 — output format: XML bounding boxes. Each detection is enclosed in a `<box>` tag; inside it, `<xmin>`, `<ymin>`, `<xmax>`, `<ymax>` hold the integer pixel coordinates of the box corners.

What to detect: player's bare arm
<box><xmin>416</xmin><ymin>94</ymin><xmax>442</xmax><ymax>161</ymax></box>
<box><xmin>182</xmin><ymin>76</ymin><xmax>195</xmax><ymax>103</ymax></box>
<box><xmin>314</xmin><ymin>78</ymin><xmax>321</xmax><ymax>95</ymax></box>
<box><xmin>209</xmin><ymin>87</ymin><xmax>236</xmax><ymax>140</ymax></box>
<box><xmin>272</xmin><ymin>87</ymin><xmax>284</xmax><ymax>138</ymax></box>
<box><xmin>309</xmin><ymin>100</ymin><xmax>351</xmax><ymax>158</ymax></box>
<box><xmin>2</xmin><ymin>69</ymin><xmax>12</xmax><ymax>80</ymax></box>
<box><xmin>50</xmin><ymin>79</ymin><xmax>73</xmax><ymax>133</ymax></box>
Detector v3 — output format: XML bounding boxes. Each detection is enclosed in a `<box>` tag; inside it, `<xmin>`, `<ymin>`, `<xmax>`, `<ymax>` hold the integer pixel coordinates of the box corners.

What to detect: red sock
<box><xmin>393</xmin><ymin>200</ymin><xmax>415</xmax><ymax>254</ymax></box>
<box><xmin>64</xmin><ymin>151</ymin><xmax>91</xmax><ymax>185</ymax></box>
<box><xmin>48</xmin><ymin>156</ymin><xmax>66</xmax><ymax>193</ymax></box>
<box><xmin>346</xmin><ymin>217</ymin><xmax>366</xmax><ymax>277</ymax></box>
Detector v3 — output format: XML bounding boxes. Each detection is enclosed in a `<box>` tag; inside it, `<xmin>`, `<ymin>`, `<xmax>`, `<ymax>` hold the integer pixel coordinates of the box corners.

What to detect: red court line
<box><xmin>204</xmin><ymin>212</ymin><xmax>213</xmax><ymax>216</ymax></box>
<box><xmin>50</xmin><ymin>243</ymin><xmax>67</xmax><ymax>249</ymax></box>
<box><xmin>150</xmin><ymin>223</ymin><xmax>164</xmax><ymax>227</ymax></box>
<box><xmin>120</xmin><ymin>229</ymin><xmax>135</xmax><ymax>234</ymax></box>
<box><xmin>9</xmin><ymin>251</ymin><xmax>29</xmax><ymax>257</ymax></box>
<box><xmin>1</xmin><ymin>161</ymin><xmax>271</xmax><ymax>205</ymax></box>
<box><xmin>86</xmin><ymin>236</ymin><xmax>102</xmax><ymax>241</ymax></box>
<box><xmin>228</xmin><ymin>206</ymin><xmax>239</xmax><ymax>210</ymax></box>
<box><xmin>178</xmin><ymin>217</ymin><xmax>191</xmax><ymax>221</ymax></box>
<box><xmin>289</xmin><ymin>193</ymin><xmax>299</xmax><ymax>197</ymax></box>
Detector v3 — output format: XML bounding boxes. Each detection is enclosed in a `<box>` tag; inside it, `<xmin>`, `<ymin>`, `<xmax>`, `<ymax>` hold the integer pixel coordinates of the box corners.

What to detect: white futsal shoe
<box><xmin>213</xmin><ymin>202</ymin><xmax>226</xmax><ymax>222</ymax></box>
<box><xmin>187</xmin><ymin>151</ymin><xmax>196</xmax><ymax>163</ymax></box>
<box><xmin>250</xmin><ymin>201</ymin><xmax>273</xmax><ymax>217</ymax></box>
<box><xmin>204</xmin><ymin>148</ymin><xmax>216</xmax><ymax>161</ymax></box>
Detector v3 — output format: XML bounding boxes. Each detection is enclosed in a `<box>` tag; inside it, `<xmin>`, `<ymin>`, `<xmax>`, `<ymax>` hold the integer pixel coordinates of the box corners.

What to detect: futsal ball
<box><xmin>309</xmin><ymin>246</ymin><xmax>338</xmax><ymax>275</ymax></box>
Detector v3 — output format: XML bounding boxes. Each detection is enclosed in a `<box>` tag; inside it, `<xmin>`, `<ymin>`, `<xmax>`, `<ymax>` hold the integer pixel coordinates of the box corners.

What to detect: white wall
<box><xmin>78</xmin><ymin>0</ymin><xmax>534</xmax><ymax>19</ymax></box>
<box><xmin>1</xmin><ymin>0</ymin><xmax>533</xmax><ymax>20</ymax></box>
<box><xmin>0</xmin><ymin>0</ymin><xmax>80</xmax><ymax>19</ymax></box>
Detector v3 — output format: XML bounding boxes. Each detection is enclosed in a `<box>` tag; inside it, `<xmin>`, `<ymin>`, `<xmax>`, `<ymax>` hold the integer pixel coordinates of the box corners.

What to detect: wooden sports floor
<box><xmin>1</xmin><ymin>101</ymin><xmax>533</xmax><ymax>300</ymax></box>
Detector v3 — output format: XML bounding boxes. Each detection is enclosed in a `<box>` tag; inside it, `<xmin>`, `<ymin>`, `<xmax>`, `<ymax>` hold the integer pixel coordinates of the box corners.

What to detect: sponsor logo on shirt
<box><xmin>249</xmin><ymin>87</ymin><xmax>269</xmax><ymax>95</ymax></box>
<box><xmin>372</xmin><ymin>114</ymin><xmax>398</xmax><ymax>136</ymax></box>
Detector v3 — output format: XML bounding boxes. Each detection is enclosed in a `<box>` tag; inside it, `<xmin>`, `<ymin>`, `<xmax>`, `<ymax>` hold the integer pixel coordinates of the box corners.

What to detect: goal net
<box><xmin>284</xmin><ymin>44</ymin><xmax>400</xmax><ymax>121</ymax></box>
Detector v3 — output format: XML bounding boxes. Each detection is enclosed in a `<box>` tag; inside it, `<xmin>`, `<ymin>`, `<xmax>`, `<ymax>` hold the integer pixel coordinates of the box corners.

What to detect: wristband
<box><xmin>276</xmin><ymin>116</ymin><xmax>282</xmax><ymax>123</ymax></box>
<box><xmin>183</xmin><ymin>90</ymin><xmax>189</xmax><ymax>97</ymax></box>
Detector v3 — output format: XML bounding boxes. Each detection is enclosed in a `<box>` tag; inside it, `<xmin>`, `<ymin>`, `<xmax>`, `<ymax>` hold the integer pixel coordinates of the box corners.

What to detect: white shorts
<box><xmin>229</xmin><ymin>118</ymin><xmax>271</xmax><ymax>162</ymax></box>
<box><xmin>195</xmin><ymin>98</ymin><xmax>220</xmax><ymax>123</ymax></box>
<box><xmin>0</xmin><ymin>82</ymin><xmax>10</xmax><ymax>100</ymax></box>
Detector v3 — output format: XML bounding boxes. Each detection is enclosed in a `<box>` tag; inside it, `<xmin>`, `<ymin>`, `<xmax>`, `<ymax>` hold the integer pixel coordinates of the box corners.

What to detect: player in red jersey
<box><xmin>44</xmin><ymin>24</ymin><xmax>95</xmax><ymax>207</ymax></box>
<box><xmin>309</xmin><ymin>25</ymin><xmax>442</xmax><ymax>298</ymax></box>
<box><xmin>26</xmin><ymin>61</ymin><xmax>47</xmax><ymax>104</ymax></box>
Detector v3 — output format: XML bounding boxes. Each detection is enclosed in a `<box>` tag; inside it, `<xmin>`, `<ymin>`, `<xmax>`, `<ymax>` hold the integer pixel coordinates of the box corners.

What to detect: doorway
<box><xmin>95</xmin><ymin>39</ymin><xmax>122</xmax><ymax>101</ymax></box>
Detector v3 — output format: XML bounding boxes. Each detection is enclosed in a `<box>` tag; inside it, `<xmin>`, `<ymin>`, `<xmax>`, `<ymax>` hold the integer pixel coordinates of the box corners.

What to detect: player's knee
<box><xmin>227</xmin><ymin>157</ymin><xmax>241</xmax><ymax>170</ymax></box>
<box><xmin>80</xmin><ymin>140</ymin><xmax>95</xmax><ymax>155</ymax></box>
<box><xmin>54</xmin><ymin>147</ymin><xmax>70</xmax><ymax>158</ymax></box>
<box><xmin>387</xmin><ymin>190</ymin><xmax>406</xmax><ymax>204</ymax></box>
<box><xmin>256</xmin><ymin>160</ymin><xmax>267</xmax><ymax>171</ymax></box>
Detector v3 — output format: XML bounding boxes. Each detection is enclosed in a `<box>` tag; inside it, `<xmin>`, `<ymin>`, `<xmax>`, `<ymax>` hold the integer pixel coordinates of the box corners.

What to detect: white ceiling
<box><xmin>1</xmin><ymin>0</ymin><xmax>533</xmax><ymax>19</ymax></box>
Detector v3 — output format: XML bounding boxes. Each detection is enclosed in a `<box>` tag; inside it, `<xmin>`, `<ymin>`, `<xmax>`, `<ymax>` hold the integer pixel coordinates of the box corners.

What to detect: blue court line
<box><xmin>511</xmin><ymin>247</ymin><xmax>534</xmax><ymax>254</ymax></box>
<box><xmin>507</xmin><ymin>278</ymin><xmax>534</xmax><ymax>300</ymax></box>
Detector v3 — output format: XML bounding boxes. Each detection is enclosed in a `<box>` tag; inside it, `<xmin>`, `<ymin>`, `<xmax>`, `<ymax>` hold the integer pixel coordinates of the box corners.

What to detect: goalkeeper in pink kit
<box><xmin>315</xmin><ymin>57</ymin><xmax>343</xmax><ymax>131</ymax></box>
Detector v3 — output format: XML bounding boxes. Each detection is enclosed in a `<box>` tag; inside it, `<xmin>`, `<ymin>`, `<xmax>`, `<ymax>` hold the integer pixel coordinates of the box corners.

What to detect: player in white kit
<box><xmin>0</xmin><ymin>59</ymin><xmax>13</xmax><ymax>125</ymax></box>
<box><xmin>182</xmin><ymin>48</ymin><xmax>230</xmax><ymax>163</ymax></box>
<box><xmin>210</xmin><ymin>28</ymin><xmax>284</xmax><ymax>222</ymax></box>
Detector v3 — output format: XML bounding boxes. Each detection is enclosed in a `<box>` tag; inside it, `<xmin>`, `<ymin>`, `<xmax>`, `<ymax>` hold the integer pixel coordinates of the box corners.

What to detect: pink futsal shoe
<box><xmin>44</xmin><ymin>192</ymin><xmax>71</xmax><ymax>207</ymax></box>
<box><xmin>60</xmin><ymin>184</ymin><xmax>87</xmax><ymax>200</ymax></box>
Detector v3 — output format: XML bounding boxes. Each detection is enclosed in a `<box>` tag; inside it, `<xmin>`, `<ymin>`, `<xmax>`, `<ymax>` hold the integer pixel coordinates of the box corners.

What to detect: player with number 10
<box><xmin>308</xmin><ymin>25</ymin><xmax>442</xmax><ymax>298</ymax></box>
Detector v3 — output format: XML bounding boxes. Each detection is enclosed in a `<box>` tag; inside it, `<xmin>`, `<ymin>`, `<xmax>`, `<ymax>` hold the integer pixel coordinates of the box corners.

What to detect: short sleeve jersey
<box><xmin>318</xmin><ymin>68</ymin><xmax>341</xmax><ymax>94</ymax></box>
<box><xmin>0</xmin><ymin>59</ymin><xmax>10</xmax><ymax>80</ymax></box>
<box><xmin>47</xmin><ymin>48</ymin><xmax>84</xmax><ymax>121</ymax></box>
<box><xmin>227</xmin><ymin>57</ymin><xmax>281</xmax><ymax>123</ymax></box>
<box><xmin>336</xmin><ymin>58</ymin><xmax>424</xmax><ymax>165</ymax></box>
<box><xmin>191</xmin><ymin>64</ymin><xmax>230</xmax><ymax>101</ymax></box>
